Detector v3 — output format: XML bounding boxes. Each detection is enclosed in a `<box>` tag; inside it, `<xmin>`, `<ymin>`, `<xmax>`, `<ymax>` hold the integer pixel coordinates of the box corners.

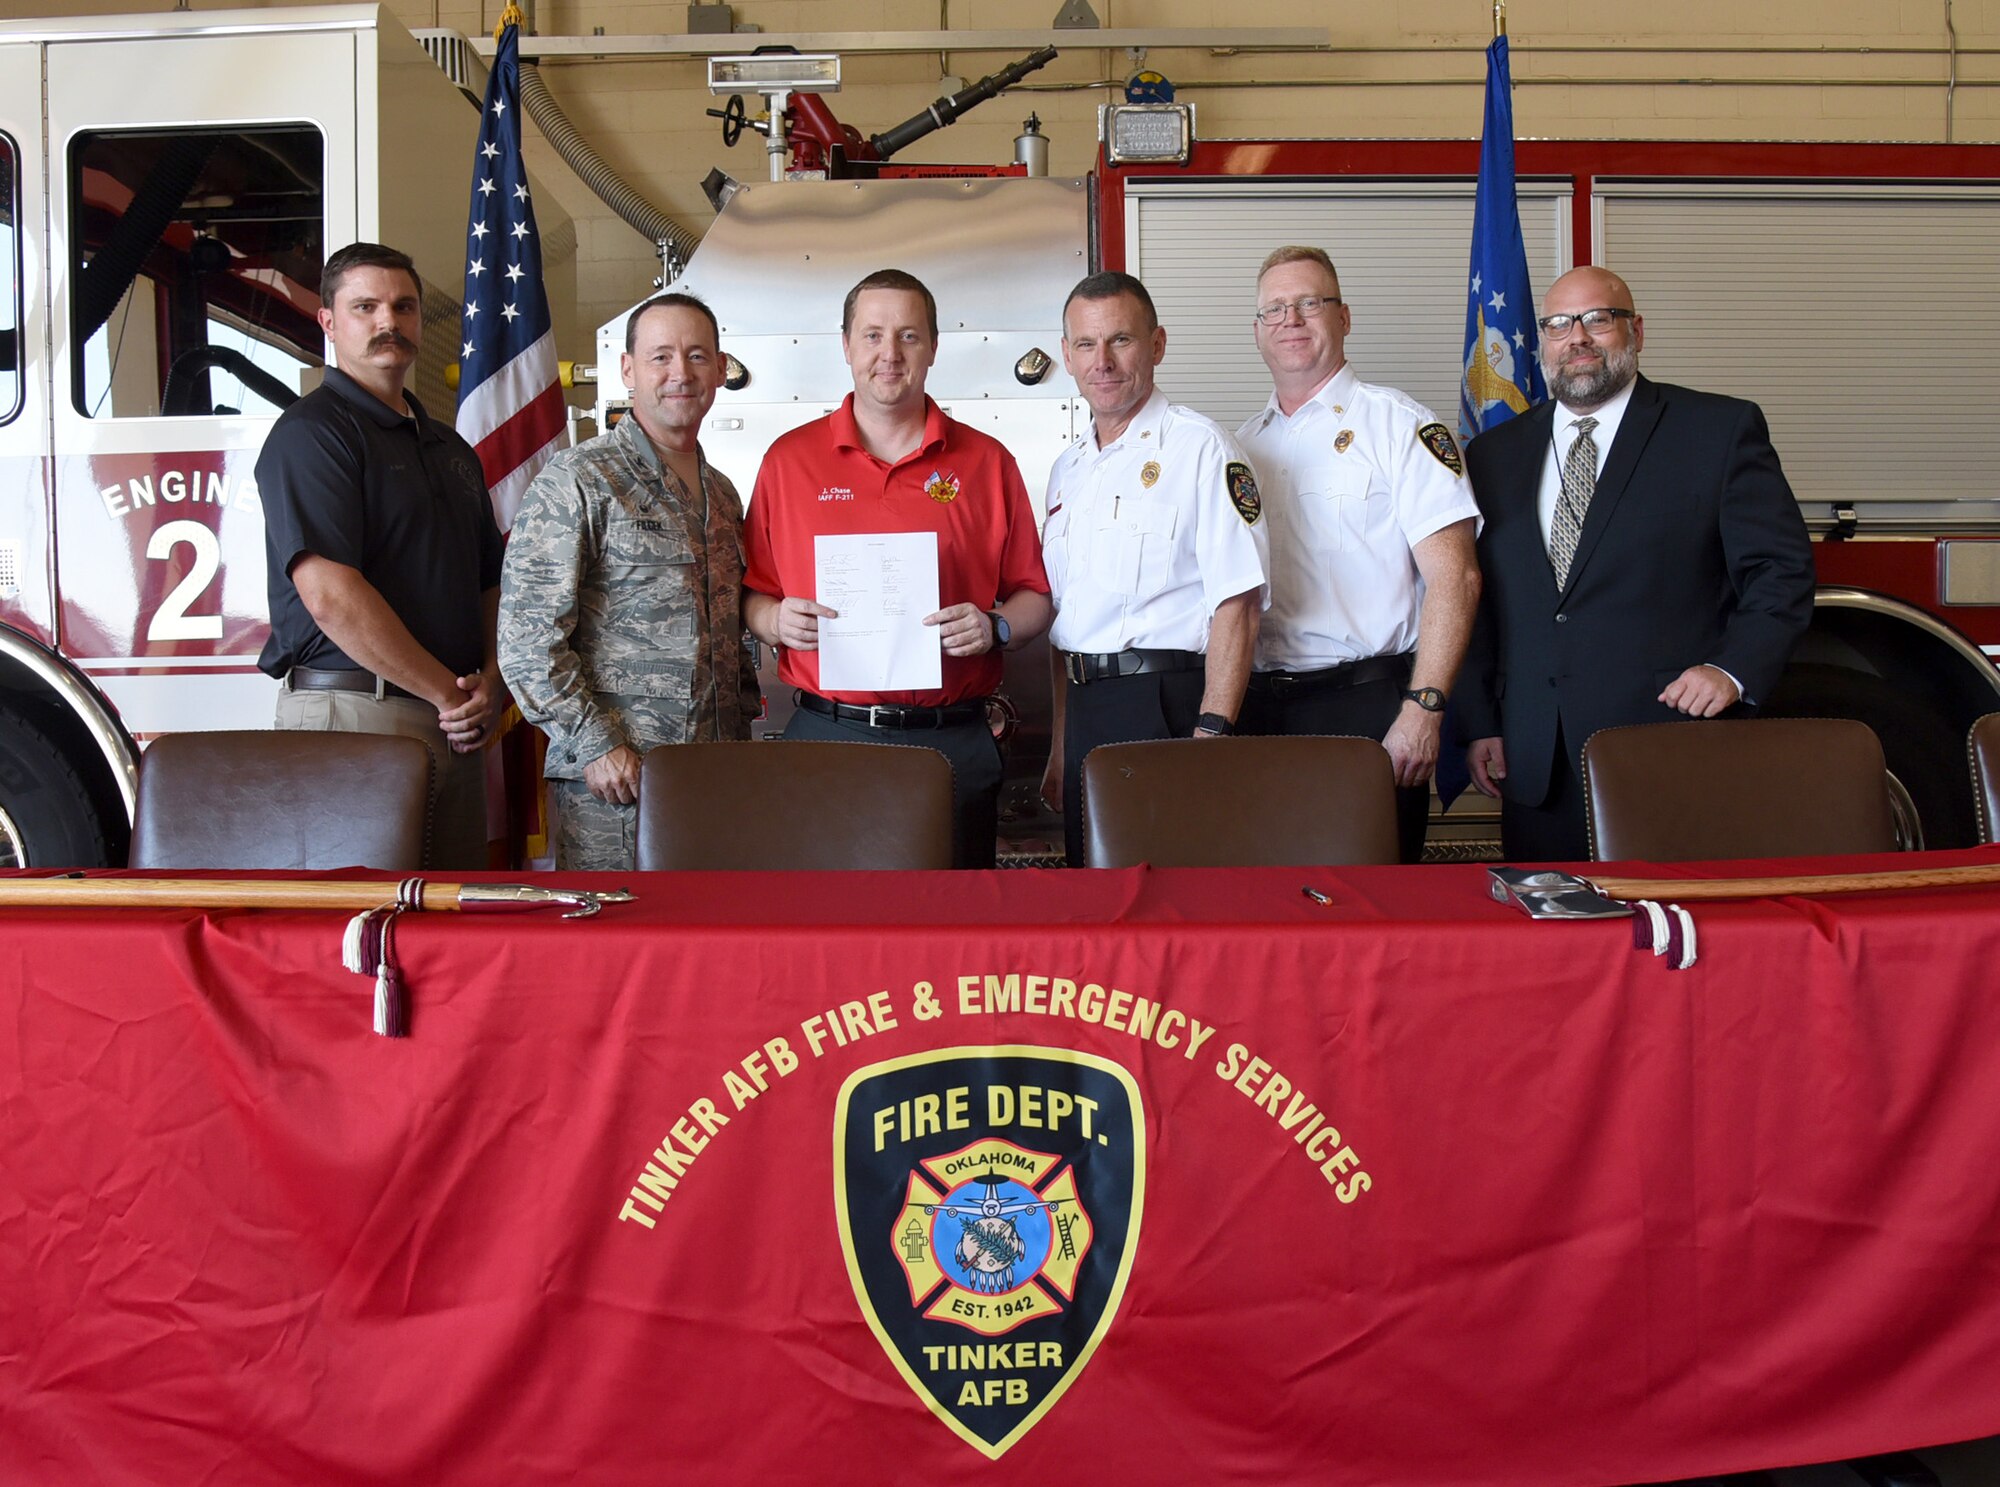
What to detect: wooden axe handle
<box><xmin>1588</xmin><ymin>862</ymin><xmax>2000</xmax><ymax>902</ymax></box>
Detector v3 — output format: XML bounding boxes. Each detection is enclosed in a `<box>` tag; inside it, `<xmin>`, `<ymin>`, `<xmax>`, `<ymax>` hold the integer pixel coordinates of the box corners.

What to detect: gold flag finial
<box><xmin>494</xmin><ymin>1</ymin><xmax>527</xmax><ymax>41</ymax></box>
<box><xmin>1494</xmin><ymin>1</ymin><xmax>1506</xmax><ymax>38</ymax></box>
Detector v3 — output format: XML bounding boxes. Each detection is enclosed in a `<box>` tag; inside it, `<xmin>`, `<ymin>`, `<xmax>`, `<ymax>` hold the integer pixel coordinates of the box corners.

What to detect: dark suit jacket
<box><xmin>1457</xmin><ymin>375</ymin><xmax>1814</xmax><ymax>807</ymax></box>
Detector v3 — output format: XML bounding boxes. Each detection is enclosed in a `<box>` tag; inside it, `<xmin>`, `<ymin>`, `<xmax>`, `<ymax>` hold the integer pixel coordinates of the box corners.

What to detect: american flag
<box><xmin>455</xmin><ymin>18</ymin><xmax>564</xmax><ymax>531</ymax></box>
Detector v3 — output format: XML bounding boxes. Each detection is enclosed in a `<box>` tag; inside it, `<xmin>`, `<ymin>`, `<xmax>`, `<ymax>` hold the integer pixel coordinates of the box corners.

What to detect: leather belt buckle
<box><xmin>1064</xmin><ymin>653</ymin><xmax>1087</xmax><ymax>687</ymax></box>
<box><xmin>867</xmin><ymin>704</ymin><xmax>895</xmax><ymax>728</ymax></box>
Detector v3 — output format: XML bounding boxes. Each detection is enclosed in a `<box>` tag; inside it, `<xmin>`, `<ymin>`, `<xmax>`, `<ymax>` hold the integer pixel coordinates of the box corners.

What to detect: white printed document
<box><xmin>814</xmin><ymin>531</ymin><xmax>942</xmax><ymax>693</ymax></box>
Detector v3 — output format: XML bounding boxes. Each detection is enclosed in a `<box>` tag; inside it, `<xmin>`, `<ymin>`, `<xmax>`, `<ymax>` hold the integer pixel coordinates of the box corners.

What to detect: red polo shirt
<box><xmin>744</xmin><ymin>396</ymin><xmax>1050</xmax><ymax>706</ymax></box>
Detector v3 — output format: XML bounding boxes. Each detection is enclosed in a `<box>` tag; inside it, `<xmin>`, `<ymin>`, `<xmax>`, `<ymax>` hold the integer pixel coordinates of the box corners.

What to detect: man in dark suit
<box><xmin>1457</xmin><ymin>266</ymin><xmax>1814</xmax><ymax>861</ymax></box>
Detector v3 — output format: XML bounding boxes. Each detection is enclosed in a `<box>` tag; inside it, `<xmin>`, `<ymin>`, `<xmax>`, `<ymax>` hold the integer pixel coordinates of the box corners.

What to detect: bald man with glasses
<box><xmin>1235</xmin><ymin>245</ymin><xmax>1482</xmax><ymax>863</ymax></box>
<box><xmin>1457</xmin><ymin>265</ymin><xmax>1814</xmax><ymax>862</ymax></box>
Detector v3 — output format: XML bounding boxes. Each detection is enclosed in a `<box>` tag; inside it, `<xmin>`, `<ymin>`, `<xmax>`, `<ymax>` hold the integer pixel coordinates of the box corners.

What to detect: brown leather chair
<box><xmin>636</xmin><ymin>741</ymin><xmax>954</xmax><ymax>870</ymax></box>
<box><xmin>1582</xmin><ymin>718</ymin><xmax>1899</xmax><ymax>862</ymax></box>
<box><xmin>129</xmin><ymin>730</ymin><xmax>433</xmax><ymax>870</ymax></box>
<box><xmin>1970</xmin><ymin>713</ymin><xmax>2000</xmax><ymax>845</ymax></box>
<box><xmin>1080</xmin><ymin>736</ymin><xmax>1399</xmax><ymax>869</ymax></box>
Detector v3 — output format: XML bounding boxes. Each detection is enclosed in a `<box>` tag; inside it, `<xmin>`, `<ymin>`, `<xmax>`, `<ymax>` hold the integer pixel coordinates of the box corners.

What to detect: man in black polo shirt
<box><xmin>257</xmin><ymin>241</ymin><xmax>506</xmax><ymax>870</ymax></box>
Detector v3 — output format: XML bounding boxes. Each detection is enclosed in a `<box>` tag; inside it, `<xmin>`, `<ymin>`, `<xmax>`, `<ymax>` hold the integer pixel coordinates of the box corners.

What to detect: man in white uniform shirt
<box><xmin>1040</xmin><ymin>271</ymin><xmax>1270</xmax><ymax>867</ymax></box>
<box><xmin>1236</xmin><ymin>246</ymin><xmax>1482</xmax><ymax>863</ymax></box>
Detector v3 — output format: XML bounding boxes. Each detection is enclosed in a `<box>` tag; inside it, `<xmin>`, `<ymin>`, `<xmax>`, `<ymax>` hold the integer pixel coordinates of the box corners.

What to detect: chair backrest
<box><xmin>1582</xmin><ymin>718</ymin><xmax>1898</xmax><ymax>862</ymax></box>
<box><xmin>1971</xmin><ymin>712</ymin><xmax>2000</xmax><ymax>845</ymax></box>
<box><xmin>129</xmin><ymin>730</ymin><xmax>433</xmax><ymax>870</ymax></box>
<box><xmin>636</xmin><ymin>741</ymin><xmax>954</xmax><ymax>870</ymax></box>
<box><xmin>1080</xmin><ymin>735</ymin><xmax>1399</xmax><ymax>869</ymax></box>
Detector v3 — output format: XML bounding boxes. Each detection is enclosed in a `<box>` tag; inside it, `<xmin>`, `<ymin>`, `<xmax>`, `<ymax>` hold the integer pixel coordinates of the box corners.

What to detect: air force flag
<box><xmin>1460</xmin><ymin>34</ymin><xmax>1546</xmax><ymax>442</ymax></box>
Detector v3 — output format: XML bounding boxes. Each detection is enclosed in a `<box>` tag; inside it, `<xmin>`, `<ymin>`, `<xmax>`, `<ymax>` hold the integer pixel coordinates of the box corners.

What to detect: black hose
<box><xmin>160</xmin><ymin>345</ymin><xmax>300</xmax><ymax>416</ymax></box>
<box><xmin>868</xmin><ymin>47</ymin><xmax>1058</xmax><ymax>160</ymax></box>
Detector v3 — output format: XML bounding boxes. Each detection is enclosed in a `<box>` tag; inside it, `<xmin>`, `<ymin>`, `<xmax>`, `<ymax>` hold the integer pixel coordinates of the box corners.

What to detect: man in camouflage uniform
<box><xmin>499</xmin><ymin>294</ymin><xmax>760</xmax><ymax>869</ymax></box>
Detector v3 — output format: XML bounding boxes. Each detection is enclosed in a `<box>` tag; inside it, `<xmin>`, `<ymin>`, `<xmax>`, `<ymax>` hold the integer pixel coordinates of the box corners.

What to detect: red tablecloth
<box><xmin>5</xmin><ymin>855</ymin><xmax>2000</xmax><ymax>1484</ymax></box>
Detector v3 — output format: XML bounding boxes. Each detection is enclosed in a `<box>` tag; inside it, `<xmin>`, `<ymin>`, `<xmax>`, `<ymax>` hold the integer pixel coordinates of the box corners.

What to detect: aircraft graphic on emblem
<box><xmin>926</xmin><ymin>1169</ymin><xmax>1072</xmax><ymax>1294</ymax></box>
<box><xmin>900</xmin><ymin>1156</ymin><xmax>1089</xmax><ymax>1316</ymax></box>
<box><xmin>834</xmin><ymin>1047</ymin><xmax>1144</xmax><ymax>1459</ymax></box>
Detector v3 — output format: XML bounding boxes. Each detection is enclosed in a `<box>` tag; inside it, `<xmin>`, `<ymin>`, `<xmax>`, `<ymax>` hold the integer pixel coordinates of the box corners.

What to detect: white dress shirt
<box><xmin>1239</xmin><ymin>364</ymin><xmax>1479</xmax><ymax>671</ymax></box>
<box><xmin>1042</xmin><ymin>389</ymin><xmax>1270</xmax><ymax>655</ymax></box>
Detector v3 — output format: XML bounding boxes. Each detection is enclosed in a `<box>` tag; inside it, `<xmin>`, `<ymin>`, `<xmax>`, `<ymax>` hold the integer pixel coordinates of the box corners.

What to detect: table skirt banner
<box><xmin>4</xmin><ymin>862</ymin><xmax>2000</xmax><ymax>1484</ymax></box>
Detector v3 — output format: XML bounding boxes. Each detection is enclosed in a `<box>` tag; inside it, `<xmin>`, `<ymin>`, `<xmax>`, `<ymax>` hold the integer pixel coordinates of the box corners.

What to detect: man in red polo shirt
<box><xmin>743</xmin><ymin>268</ymin><xmax>1053</xmax><ymax>868</ymax></box>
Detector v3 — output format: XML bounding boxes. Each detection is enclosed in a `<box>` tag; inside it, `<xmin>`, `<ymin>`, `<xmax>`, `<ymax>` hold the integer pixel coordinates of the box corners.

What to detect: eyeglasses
<box><xmin>1536</xmin><ymin>307</ymin><xmax>1635</xmax><ymax>340</ymax></box>
<box><xmin>1252</xmin><ymin>295</ymin><xmax>1342</xmax><ymax>327</ymax></box>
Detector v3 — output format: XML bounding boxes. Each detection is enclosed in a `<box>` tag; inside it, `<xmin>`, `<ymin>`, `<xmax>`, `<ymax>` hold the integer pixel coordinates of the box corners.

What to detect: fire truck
<box><xmin>6</xmin><ymin>8</ymin><xmax>2000</xmax><ymax>865</ymax></box>
<box><xmin>0</xmin><ymin>5</ymin><xmax>574</xmax><ymax>867</ymax></box>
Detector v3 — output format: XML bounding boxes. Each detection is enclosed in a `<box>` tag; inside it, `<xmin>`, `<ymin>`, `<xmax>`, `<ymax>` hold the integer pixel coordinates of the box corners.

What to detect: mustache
<box><xmin>367</xmin><ymin>330</ymin><xmax>418</xmax><ymax>351</ymax></box>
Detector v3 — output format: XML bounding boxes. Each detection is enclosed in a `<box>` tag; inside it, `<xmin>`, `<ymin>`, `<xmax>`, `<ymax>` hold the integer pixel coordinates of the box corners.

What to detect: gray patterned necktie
<box><xmin>1549</xmin><ymin>415</ymin><xmax>1599</xmax><ymax>586</ymax></box>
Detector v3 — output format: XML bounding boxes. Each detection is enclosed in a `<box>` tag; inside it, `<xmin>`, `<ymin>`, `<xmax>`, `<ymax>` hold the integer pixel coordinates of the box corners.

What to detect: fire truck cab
<box><xmin>0</xmin><ymin>5</ymin><xmax>571</xmax><ymax>867</ymax></box>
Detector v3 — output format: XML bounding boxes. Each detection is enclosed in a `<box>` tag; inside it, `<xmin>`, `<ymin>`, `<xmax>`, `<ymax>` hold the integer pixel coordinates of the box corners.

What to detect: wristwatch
<box><xmin>987</xmin><ymin>610</ymin><xmax>1011</xmax><ymax>649</ymax></box>
<box><xmin>1402</xmin><ymin>687</ymin><xmax>1447</xmax><ymax>713</ymax></box>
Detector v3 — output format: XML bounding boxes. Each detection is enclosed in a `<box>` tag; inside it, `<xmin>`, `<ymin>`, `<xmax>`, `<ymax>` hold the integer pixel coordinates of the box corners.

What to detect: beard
<box><xmin>1544</xmin><ymin>337</ymin><xmax>1636</xmax><ymax>408</ymax></box>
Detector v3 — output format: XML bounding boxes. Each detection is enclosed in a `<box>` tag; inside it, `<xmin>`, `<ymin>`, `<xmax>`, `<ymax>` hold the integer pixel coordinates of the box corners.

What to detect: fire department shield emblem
<box><xmin>833</xmin><ymin>1046</ymin><xmax>1146</xmax><ymax>1459</ymax></box>
<box><xmin>1226</xmin><ymin>461</ymin><xmax>1261</xmax><ymax>525</ymax></box>
<box><xmin>1416</xmin><ymin>421</ymin><xmax>1464</xmax><ymax>476</ymax></box>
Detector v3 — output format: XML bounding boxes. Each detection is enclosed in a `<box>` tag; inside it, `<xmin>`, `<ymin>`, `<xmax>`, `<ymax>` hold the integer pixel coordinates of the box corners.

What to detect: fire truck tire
<box><xmin>1763</xmin><ymin>662</ymin><xmax>1973</xmax><ymax>850</ymax></box>
<box><xmin>0</xmin><ymin>703</ymin><xmax>121</xmax><ymax>867</ymax></box>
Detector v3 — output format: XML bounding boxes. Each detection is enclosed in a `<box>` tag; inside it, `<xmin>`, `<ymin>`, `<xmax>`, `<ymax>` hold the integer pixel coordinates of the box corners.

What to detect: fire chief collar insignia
<box><xmin>925</xmin><ymin>469</ymin><xmax>962</xmax><ymax>503</ymax></box>
<box><xmin>1226</xmin><ymin>461</ymin><xmax>1261</xmax><ymax>525</ymax></box>
<box><xmin>834</xmin><ymin>1046</ymin><xmax>1146</xmax><ymax>1459</ymax></box>
<box><xmin>1416</xmin><ymin>420</ymin><xmax>1465</xmax><ymax>476</ymax></box>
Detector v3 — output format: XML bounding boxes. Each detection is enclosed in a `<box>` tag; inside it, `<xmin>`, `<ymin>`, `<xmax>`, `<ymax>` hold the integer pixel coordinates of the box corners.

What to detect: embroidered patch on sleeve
<box><xmin>1226</xmin><ymin>461</ymin><xmax>1261</xmax><ymax>526</ymax></box>
<box><xmin>1416</xmin><ymin>422</ymin><xmax>1465</xmax><ymax>477</ymax></box>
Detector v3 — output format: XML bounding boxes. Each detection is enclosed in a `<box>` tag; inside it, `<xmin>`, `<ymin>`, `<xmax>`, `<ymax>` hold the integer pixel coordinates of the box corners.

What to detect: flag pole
<box><xmin>1494</xmin><ymin>2</ymin><xmax>1505</xmax><ymax>39</ymax></box>
<box><xmin>1587</xmin><ymin>862</ymin><xmax>2000</xmax><ymax>903</ymax></box>
<box><xmin>0</xmin><ymin>878</ymin><xmax>636</xmax><ymax>917</ymax></box>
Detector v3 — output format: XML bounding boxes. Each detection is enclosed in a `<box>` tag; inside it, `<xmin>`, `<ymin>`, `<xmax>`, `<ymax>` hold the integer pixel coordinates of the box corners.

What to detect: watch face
<box><xmin>1406</xmin><ymin>687</ymin><xmax>1446</xmax><ymax>712</ymax></box>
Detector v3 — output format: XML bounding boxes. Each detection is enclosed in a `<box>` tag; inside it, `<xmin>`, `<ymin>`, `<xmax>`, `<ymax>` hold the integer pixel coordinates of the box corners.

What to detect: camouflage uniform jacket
<box><xmin>499</xmin><ymin>415</ymin><xmax>761</xmax><ymax>780</ymax></box>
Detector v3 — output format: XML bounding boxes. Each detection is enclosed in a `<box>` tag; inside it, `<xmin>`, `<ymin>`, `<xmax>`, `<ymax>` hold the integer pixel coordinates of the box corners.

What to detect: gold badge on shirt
<box><xmin>1140</xmin><ymin>461</ymin><xmax>1161</xmax><ymax>488</ymax></box>
<box><xmin>925</xmin><ymin>469</ymin><xmax>961</xmax><ymax>504</ymax></box>
<box><xmin>1334</xmin><ymin>430</ymin><xmax>1354</xmax><ymax>453</ymax></box>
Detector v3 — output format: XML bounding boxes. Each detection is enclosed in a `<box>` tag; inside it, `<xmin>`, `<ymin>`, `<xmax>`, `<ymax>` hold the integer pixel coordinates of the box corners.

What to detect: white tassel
<box><xmin>373</xmin><ymin>965</ymin><xmax>405</xmax><ymax>1038</ymax></box>
<box><xmin>1639</xmin><ymin>899</ymin><xmax>1671</xmax><ymax>956</ymax></box>
<box><xmin>342</xmin><ymin>909</ymin><xmax>374</xmax><ymax>973</ymax></box>
<box><xmin>1668</xmin><ymin>904</ymin><xmax>1698</xmax><ymax>970</ymax></box>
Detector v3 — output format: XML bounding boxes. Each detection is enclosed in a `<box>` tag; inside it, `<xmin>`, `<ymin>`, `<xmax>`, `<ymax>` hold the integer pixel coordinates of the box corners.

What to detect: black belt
<box><xmin>1250</xmin><ymin>652</ymin><xmax>1414</xmax><ymax>696</ymax></box>
<box><xmin>288</xmin><ymin>666</ymin><xmax>421</xmax><ymax>704</ymax></box>
<box><xmin>794</xmin><ymin>690</ymin><xmax>987</xmax><ymax>731</ymax></box>
<box><xmin>1063</xmin><ymin>648</ymin><xmax>1203</xmax><ymax>686</ymax></box>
